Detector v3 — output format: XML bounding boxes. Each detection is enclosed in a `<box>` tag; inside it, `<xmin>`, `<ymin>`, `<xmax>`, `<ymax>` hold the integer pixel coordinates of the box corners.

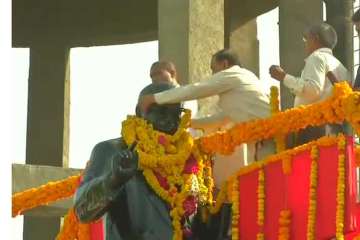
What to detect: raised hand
<box><xmin>269</xmin><ymin>65</ymin><xmax>286</xmax><ymax>81</ymax></box>
<box><xmin>109</xmin><ymin>142</ymin><xmax>139</xmax><ymax>188</ymax></box>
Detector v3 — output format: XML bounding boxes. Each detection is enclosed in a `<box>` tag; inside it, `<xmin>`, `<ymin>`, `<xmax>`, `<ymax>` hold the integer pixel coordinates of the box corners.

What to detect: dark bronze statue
<box><xmin>74</xmin><ymin>83</ymin><xmax>230</xmax><ymax>240</ymax></box>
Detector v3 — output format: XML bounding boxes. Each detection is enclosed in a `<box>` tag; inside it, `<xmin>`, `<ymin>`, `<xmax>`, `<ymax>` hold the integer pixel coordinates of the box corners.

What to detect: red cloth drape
<box><xmin>236</xmin><ymin>137</ymin><xmax>358</xmax><ymax>239</ymax></box>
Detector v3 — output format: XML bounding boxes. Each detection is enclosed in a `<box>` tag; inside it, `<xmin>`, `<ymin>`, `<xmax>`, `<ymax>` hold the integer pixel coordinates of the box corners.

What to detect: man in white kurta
<box><xmin>269</xmin><ymin>23</ymin><xmax>349</xmax><ymax>145</ymax></box>
<box><xmin>139</xmin><ymin>49</ymin><xmax>275</xmax><ymax>188</ymax></box>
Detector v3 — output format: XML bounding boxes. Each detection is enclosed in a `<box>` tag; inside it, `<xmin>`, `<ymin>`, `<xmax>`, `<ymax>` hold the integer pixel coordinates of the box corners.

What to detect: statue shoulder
<box><xmin>90</xmin><ymin>138</ymin><xmax>127</xmax><ymax>157</ymax></box>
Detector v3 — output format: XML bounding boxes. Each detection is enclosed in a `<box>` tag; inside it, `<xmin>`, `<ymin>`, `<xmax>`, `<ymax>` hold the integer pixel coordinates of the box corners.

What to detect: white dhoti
<box><xmin>212</xmin><ymin>140</ymin><xmax>276</xmax><ymax>189</ymax></box>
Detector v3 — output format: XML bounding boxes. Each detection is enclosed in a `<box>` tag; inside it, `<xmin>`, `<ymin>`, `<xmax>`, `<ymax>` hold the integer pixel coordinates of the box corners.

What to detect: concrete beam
<box><xmin>13</xmin><ymin>0</ymin><xmax>277</xmax><ymax>48</ymax></box>
<box><xmin>12</xmin><ymin>163</ymin><xmax>82</xmax><ymax>217</ymax></box>
<box><xmin>12</xmin><ymin>0</ymin><xmax>158</xmax><ymax>47</ymax></box>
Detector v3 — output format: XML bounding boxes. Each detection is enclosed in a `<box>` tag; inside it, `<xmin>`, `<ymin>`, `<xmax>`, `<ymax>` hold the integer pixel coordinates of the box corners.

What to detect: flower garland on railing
<box><xmin>278</xmin><ymin>209</ymin><xmax>291</xmax><ymax>240</ymax></box>
<box><xmin>55</xmin><ymin>207</ymin><xmax>91</xmax><ymax>240</ymax></box>
<box><xmin>270</xmin><ymin>86</ymin><xmax>286</xmax><ymax>153</ymax></box>
<box><xmin>306</xmin><ymin>145</ymin><xmax>318</xmax><ymax>240</ymax></box>
<box><xmin>200</xmin><ymin>83</ymin><xmax>357</xmax><ymax>155</ymax></box>
<box><xmin>56</xmin><ymin>208</ymin><xmax>78</xmax><ymax>240</ymax></box>
<box><xmin>355</xmin><ymin>146</ymin><xmax>360</xmax><ymax>167</ymax></box>
<box><xmin>257</xmin><ymin>167</ymin><xmax>265</xmax><ymax>240</ymax></box>
<box><xmin>12</xmin><ymin>174</ymin><xmax>81</xmax><ymax>217</ymax></box>
<box><xmin>231</xmin><ymin>176</ymin><xmax>240</xmax><ymax>240</ymax></box>
<box><xmin>121</xmin><ymin>109</ymin><xmax>213</xmax><ymax>240</ymax></box>
<box><xmin>336</xmin><ymin>135</ymin><xmax>346</xmax><ymax>240</ymax></box>
<box><xmin>221</xmin><ymin>136</ymin><xmax>338</xmax><ymax>182</ymax></box>
<box><xmin>212</xmin><ymin>135</ymin><xmax>341</xmax><ymax>240</ymax></box>
<box><xmin>343</xmin><ymin>91</ymin><xmax>360</xmax><ymax>134</ymax></box>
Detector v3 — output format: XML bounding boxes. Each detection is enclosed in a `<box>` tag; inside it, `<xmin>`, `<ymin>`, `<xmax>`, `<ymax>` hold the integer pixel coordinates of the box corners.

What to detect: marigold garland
<box><xmin>200</xmin><ymin>82</ymin><xmax>356</xmax><ymax>155</ymax></box>
<box><xmin>56</xmin><ymin>208</ymin><xmax>79</xmax><ymax>240</ymax></box>
<box><xmin>306</xmin><ymin>145</ymin><xmax>318</xmax><ymax>240</ymax></box>
<box><xmin>231</xmin><ymin>177</ymin><xmax>240</xmax><ymax>240</ymax></box>
<box><xmin>270</xmin><ymin>85</ymin><xmax>286</xmax><ymax>153</ymax></box>
<box><xmin>278</xmin><ymin>209</ymin><xmax>291</xmax><ymax>240</ymax></box>
<box><xmin>355</xmin><ymin>146</ymin><xmax>360</xmax><ymax>167</ymax></box>
<box><xmin>257</xmin><ymin>168</ymin><xmax>265</xmax><ymax>240</ymax></box>
<box><xmin>56</xmin><ymin>207</ymin><xmax>91</xmax><ymax>240</ymax></box>
<box><xmin>12</xmin><ymin>175</ymin><xmax>81</xmax><ymax>217</ymax></box>
<box><xmin>212</xmin><ymin>135</ymin><xmax>342</xmax><ymax>240</ymax></box>
<box><xmin>78</xmin><ymin>222</ymin><xmax>91</xmax><ymax>240</ymax></box>
<box><xmin>336</xmin><ymin>135</ymin><xmax>346</xmax><ymax>240</ymax></box>
<box><xmin>121</xmin><ymin>109</ymin><xmax>212</xmax><ymax>240</ymax></box>
<box><xmin>282</xmin><ymin>155</ymin><xmax>292</xmax><ymax>175</ymax></box>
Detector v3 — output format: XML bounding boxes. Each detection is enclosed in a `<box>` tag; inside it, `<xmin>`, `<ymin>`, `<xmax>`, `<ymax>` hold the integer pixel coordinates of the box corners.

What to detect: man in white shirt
<box><xmin>139</xmin><ymin>49</ymin><xmax>275</xmax><ymax>188</ymax></box>
<box><xmin>269</xmin><ymin>23</ymin><xmax>349</xmax><ymax>144</ymax></box>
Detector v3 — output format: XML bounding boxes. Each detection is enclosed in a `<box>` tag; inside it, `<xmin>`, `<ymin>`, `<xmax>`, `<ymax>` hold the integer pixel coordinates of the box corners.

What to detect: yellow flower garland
<box><xmin>257</xmin><ymin>168</ymin><xmax>265</xmax><ymax>240</ymax></box>
<box><xmin>306</xmin><ymin>145</ymin><xmax>318</xmax><ymax>240</ymax></box>
<box><xmin>231</xmin><ymin>177</ymin><xmax>240</xmax><ymax>240</ymax></box>
<box><xmin>121</xmin><ymin>109</ymin><xmax>212</xmax><ymax>240</ymax></box>
<box><xmin>12</xmin><ymin>175</ymin><xmax>81</xmax><ymax>217</ymax></box>
<box><xmin>270</xmin><ymin>86</ymin><xmax>286</xmax><ymax>153</ymax></box>
<box><xmin>336</xmin><ymin>135</ymin><xmax>346</xmax><ymax>240</ymax></box>
<box><xmin>278</xmin><ymin>209</ymin><xmax>291</xmax><ymax>240</ymax></box>
<box><xmin>200</xmin><ymin>83</ymin><xmax>357</xmax><ymax>155</ymax></box>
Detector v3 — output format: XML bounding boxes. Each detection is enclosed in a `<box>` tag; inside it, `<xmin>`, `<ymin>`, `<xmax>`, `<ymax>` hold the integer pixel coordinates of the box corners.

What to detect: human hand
<box><xmin>269</xmin><ymin>65</ymin><xmax>286</xmax><ymax>81</ymax></box>
<box><xmin>138</xmin><ymin>95</ymin><xmax>156</xmax><ymax>114</ymax></box>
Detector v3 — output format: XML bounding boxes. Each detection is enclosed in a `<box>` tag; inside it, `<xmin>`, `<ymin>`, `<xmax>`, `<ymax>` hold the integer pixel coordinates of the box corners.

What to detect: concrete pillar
<box><xmin>326</xmin><ymin>0</ymin><xmax>354</xmax><ymax>77</ymax></box>
<box><xmin>158</xmin><ymin>0</ymin><xmax>224</xmax><ymax>115</ymax></box>
<box><xmin>224</xmin><ymin>0</ymin><xmax>259</xmax><ymax>76</ymax></box>
<box><xmin>226</xmin><ymin>19</ymin><xmax>259</xmax><ymax>76</ymax></box>
<box><xmin>24</xmin><ymin>44</ymin><xmax>70</xmax><ymax>240</ymax></box>
<box><xmin>279</xmin><ymin>0</ymin><xmax>323</xmax><ymax>110</ymax></box>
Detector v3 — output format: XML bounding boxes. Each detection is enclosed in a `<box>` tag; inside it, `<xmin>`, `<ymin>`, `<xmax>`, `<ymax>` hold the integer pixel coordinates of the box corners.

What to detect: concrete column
<box><xmin>326</xmin><ymin>0</ymin><xmax>354</xmax><ymax>78</ymax></box>
<box><xmin>279</xmin><ymin>0</ymin><xmax>323</xmax><ymax>109</ymax></box>
<box><xmin>226</xmin><ymin>19</ymin><xmax>259</xmax><ymax>76</ymax></box>
<box><xmin>224</xmin><ymin>0</ymin><xmax>259</xmax><ymax>76</ymax></box>
<box><xmin>24</xmin><ymin>44</ymin><xmax>70</xmax><ymax>240</ymax></box>
<box><xmin>158</xmin><ymin>0</ymin><xmax>224</xmax><ymax>115</ymax></box>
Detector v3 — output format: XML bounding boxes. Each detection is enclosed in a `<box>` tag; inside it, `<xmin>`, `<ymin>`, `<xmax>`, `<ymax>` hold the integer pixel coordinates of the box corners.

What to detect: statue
<box><xmin>74</xmin><ymin>83</ymin><xmax>231</xmax><ymax>240</ymax></box>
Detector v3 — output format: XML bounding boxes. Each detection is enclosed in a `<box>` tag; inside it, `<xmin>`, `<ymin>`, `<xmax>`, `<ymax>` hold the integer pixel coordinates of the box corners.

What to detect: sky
<box><xmin>8</xmin><ymin>8</ymin><xmax>281</xmax><ymax>240</ymax></box>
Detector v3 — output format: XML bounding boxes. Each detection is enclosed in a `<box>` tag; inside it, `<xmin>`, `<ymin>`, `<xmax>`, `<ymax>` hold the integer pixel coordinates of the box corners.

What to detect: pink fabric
<box><xmin>235</xmin><ymin>137</ymin><xmax>358</xmax><ymax>239</ymax></box>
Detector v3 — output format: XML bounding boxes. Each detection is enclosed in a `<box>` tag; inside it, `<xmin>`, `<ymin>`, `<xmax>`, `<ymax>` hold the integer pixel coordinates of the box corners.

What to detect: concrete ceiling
<box><xmin>12</xmin><ymin>0</ymin><xmax>278</xmax><ymax>48</ymax></box>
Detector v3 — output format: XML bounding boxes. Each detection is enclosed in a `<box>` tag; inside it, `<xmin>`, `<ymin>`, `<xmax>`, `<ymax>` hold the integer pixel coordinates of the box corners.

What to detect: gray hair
<box><xmin>305</xmin><ymin>23</ymin><xmax>338</xmax><ymax>49</ymax></box>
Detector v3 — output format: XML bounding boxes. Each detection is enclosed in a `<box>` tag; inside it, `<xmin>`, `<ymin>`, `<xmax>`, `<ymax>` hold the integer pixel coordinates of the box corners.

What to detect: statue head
<box><xmin>136</xmin><ymin>83</ymin><xmax>182</xmax><ymax>135</ymax></box>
